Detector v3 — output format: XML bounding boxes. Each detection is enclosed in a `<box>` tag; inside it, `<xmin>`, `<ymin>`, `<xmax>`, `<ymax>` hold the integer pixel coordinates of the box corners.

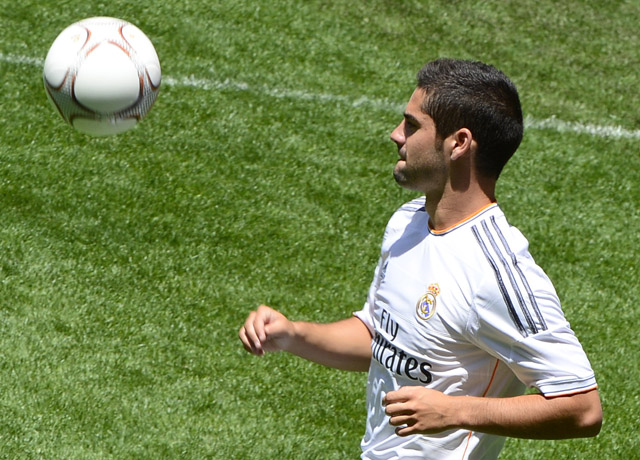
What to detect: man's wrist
<box><xmin>452</xmin><ymin>395</ymin><xmax>486</xmax><ymax>432</ymax></box>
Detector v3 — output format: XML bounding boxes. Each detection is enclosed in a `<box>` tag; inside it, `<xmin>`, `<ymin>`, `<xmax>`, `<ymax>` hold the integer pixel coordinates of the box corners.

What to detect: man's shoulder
<box><xmin>387</xmin><ymin>196</ymin><xmax>427</xmax><ymax>227</ymax></box>
<box><xmin>380</xmin><ymin>197</ymin><xmax>428</xmax><ymax>248</ymax></box>
<box><xmin>397</xmin><ymin>196</ymin><xmax>426</xmax><ymax>214</ymax></box>
<box><xmin>388</xmin><ymin>196</ymin><xmax>427</xmax><ymax>223</ymax></box>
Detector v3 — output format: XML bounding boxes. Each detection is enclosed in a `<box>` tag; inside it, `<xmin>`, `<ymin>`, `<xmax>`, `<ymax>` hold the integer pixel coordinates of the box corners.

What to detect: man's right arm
<box><xmin>239</xmin><ymin>304</ymin><xmax>373</xmax><ymax>371</ymax></box>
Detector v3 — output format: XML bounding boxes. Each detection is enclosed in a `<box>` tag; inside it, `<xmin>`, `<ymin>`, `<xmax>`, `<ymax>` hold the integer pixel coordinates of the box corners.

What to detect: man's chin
<box><xmin>393</xmin><ymin>169</ymin><xmax>412</xmax><ymax>189</ymax></box>
<box><xmin>392</xmin><ymin>168</ymin><xmax>405</xmax><ymax>185</ymax></box>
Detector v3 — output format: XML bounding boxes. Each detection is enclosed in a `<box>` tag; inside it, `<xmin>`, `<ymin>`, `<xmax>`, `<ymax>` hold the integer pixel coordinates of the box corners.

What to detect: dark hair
<box><xmin>417</xmin><ymin>59</ymin><xmax>523</xmax><ymax>179</ymax></box>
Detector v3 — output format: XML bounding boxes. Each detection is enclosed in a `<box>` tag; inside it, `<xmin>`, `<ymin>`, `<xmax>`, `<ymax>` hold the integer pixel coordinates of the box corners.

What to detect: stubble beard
<box><xmin>392</xmin><ymin>155</ymin><xmax>447</xmax><ymax>195</ymax></box>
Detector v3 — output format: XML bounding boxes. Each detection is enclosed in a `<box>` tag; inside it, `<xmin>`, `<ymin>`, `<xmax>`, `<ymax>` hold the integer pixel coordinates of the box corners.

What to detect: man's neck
<box><xmin>425</xmin><ymin>184</ymin><xmax>496</xmax><ymax>232</ymax></box>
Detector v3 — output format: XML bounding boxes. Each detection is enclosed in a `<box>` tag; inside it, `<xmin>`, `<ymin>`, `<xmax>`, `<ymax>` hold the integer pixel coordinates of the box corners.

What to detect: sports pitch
<box><xmin>1</xmin><ymin>0</ymin><xmax>639</xmax><ymax>458</ymax></box>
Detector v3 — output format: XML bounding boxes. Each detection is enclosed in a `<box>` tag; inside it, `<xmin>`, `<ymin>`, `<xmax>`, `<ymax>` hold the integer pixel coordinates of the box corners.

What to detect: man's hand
<box><xmin>383</xmin><ymin>387</ymin><xmax>458</xmax><ymax>436</ymax></box>
<box><xmin>239</xmin><ymin>305</ymin><xmax>295</xmax><ymax>356</ymax></box>
<box><xmin>239</xmin><ymin>308</ymin><xmax>372</xmax><ymax>371</ymax></box>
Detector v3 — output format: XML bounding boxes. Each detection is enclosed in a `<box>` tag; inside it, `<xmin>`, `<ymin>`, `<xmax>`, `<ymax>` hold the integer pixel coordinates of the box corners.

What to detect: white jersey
<box><xmin>354</xmin><ymin>197</ymin><xmax>597</xmax><ymax>460</ymax></box>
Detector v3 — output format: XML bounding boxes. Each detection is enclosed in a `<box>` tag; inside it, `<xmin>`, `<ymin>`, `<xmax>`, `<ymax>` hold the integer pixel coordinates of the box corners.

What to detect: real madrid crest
<box><xmin>416</xmin><ymin>283</ymin><xmax>440</xmax><ymax>321</ymax></box>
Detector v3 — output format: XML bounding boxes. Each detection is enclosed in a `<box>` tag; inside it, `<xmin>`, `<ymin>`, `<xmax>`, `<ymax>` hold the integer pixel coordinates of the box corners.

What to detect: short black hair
<box><xmin>417</xmin><ymin>59</ymin><xmax>523</xmax><ymax>179</ymax></box>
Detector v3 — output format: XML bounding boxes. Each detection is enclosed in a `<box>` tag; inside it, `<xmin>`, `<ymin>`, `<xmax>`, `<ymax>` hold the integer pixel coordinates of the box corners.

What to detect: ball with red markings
<box><xmin>43</xmin><ymin>17</ymin><xmax>161</xmax><ymax>136</ymax></box>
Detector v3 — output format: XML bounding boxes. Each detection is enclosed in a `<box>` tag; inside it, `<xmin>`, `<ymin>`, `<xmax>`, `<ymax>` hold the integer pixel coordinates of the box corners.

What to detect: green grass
<box><xmin>1</xmin><ymin>0</ymin><xmax>639</xmax><ymax>458</ymax></box>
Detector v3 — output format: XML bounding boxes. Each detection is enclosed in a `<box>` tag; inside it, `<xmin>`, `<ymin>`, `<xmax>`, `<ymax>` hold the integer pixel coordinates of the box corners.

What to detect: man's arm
<box><xmin>383</xmin><ymin>386</ymin><xmax>602</xmax><ymax>439</ymax></box>
<box><xmin>239</xmin><ymin>304</ymin><xmax>373</xmax><ymax>371</ymax></box>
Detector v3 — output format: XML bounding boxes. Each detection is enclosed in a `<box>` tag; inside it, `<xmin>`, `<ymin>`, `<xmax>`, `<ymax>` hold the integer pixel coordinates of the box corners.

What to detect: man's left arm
<box><xmin>383</xmin><ymin>386</ymin><xmax>602</xmax><ymax>439</ymax></box>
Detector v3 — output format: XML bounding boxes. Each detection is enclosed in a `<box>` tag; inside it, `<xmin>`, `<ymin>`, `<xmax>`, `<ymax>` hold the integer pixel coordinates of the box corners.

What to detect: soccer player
<box><xmin>238</xmin><ymin>58</ymin><xmax>602</xmax><ymax>459</ymax></box>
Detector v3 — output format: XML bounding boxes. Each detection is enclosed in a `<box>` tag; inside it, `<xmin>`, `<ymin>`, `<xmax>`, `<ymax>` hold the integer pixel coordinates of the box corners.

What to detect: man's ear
<box><xmin>450</xmin><ymin>128</ymin><xmax>474</xmax><ymax>161</ymax></box>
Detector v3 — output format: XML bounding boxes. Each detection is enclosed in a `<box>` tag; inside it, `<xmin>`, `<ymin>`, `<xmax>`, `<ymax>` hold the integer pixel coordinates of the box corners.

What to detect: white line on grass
<box><xmin>5</xmin><ymin>51</ymin><xmax>639</xmax><ymax>139</ymax></box>
<box><xmin>161</xmin><ymin>74</ymin><xmax>405</xmax><ymax>113</ymax></box>
<box><xmin>1</xmin><ymin>52</ymin><xmax>45</xmax><ymax>67</ymax></box>
<box><xmin>524</xmin><ymin>115</ymin><xmax>640</xmax><ymax>139</ymax></box>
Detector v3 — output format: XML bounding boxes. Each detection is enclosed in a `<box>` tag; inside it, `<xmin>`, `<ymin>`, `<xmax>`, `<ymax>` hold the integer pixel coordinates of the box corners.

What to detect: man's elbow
<box><xmin>581</xmin><ymin>407</ymin><xmax>603</xmax><ymax>437</ymax></box>
<box><xmin>576</xmin><ymin>390</ymin><xmax>603</xmax><ymax>437</ymax></box>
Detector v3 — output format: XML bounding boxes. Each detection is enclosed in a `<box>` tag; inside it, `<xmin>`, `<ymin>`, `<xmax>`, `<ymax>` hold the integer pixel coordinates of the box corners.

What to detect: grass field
<box><xmin>1</xmin><ymin>0</ymin><xmax>639</xmax><ymax>458</ymax></box>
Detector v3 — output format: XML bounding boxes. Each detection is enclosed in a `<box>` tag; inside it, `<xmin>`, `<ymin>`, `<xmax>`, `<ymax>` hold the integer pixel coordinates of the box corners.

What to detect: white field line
<box><xmin>523</xmin><ymin>115</ymin><xmax>640</xmax><ymax>139</ymax></box>
<box><xmin>162</xmin><ymin>74</ymin><xmax>405</xmax><ymax>112</ymax></box>
<box><xmin>5</xmin><ymin>51</ymin><xmax>639</xmax><ymax>139</ymax></box>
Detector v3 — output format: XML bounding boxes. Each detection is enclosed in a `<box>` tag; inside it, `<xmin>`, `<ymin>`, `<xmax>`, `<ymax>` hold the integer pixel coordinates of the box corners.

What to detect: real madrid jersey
<box><xmin>354</xmin><ymin>197</ymin><xmax>597</xmax><ymax>460</ymax></box>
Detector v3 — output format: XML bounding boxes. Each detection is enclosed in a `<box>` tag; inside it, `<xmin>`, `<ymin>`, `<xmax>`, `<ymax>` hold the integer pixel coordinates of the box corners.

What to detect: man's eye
<box><xmin>404</xmin><ymin>121</ymin><xmax>418</xmax><ymax>133</ymax></box>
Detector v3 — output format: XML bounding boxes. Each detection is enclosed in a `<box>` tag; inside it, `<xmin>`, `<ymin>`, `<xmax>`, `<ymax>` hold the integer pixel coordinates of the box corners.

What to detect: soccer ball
<box><xmin>43</xmin><ymin>17</ymin><xmax>161</xmax><ymax>136</ymax></box>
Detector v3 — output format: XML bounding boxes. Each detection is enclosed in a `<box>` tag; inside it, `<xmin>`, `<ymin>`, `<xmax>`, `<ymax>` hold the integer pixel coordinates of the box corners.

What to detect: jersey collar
<box><xmin>428</xmin><ymin>202</ymin><xmax>498</xmax><ymax>235</ymax></box>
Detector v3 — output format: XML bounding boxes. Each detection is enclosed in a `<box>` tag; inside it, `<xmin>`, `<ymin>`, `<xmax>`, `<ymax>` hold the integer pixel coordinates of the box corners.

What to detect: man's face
<box><xmin>390</xmin><ymin>88</ymin><xmax>447</xmax><ymax>195</ymax></box>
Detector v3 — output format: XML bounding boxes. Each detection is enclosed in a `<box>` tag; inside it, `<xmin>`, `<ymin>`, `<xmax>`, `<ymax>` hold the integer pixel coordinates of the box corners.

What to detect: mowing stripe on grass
<box><xmin>5</xmin><ymin>51</ymin><xmax>639</xmax><ymax>140</ymax></box>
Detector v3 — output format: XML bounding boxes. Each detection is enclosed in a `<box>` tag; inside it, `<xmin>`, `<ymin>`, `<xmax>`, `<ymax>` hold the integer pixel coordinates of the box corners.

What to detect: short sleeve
<box><xmin>467</xmin><ymin>270</ymin><xmax>597</xmax><ymax>397</ymax></box>
<box><xmin>509</xmin><ymin>327</ymin><xmax>597</xmax><ymax>396</ymax></box>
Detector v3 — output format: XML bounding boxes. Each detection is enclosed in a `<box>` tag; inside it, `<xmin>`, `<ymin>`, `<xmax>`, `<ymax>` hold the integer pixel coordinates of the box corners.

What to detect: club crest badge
<box><xmin>416</xmin><ymin>283</ymin><xmax>440</xmax><ymax>321</ymax></box>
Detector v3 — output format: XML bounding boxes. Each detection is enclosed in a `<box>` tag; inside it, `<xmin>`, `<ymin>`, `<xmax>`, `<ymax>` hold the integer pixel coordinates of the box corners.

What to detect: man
<box><xmin>239</xmin><ymin>58</ymin><xmax>602</xmax><ymax>459</ymax></box>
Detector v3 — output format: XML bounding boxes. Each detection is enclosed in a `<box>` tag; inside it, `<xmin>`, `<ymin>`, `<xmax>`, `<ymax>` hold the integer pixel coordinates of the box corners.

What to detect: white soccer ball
<box><xmin>43</xmin><ymin>16</ymin><xmax>161</xmax><ymax>136</ymax></box>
